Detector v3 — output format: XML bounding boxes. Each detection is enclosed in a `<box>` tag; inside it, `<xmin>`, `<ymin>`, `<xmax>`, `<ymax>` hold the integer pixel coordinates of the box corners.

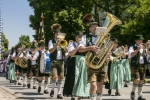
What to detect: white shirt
<box><xmin>68</xmin><ymin>42</ymin><xmax>78</xmax><ymax>53</ymax></box>
<box><xmin>129</xmin><ymin>44</ymin><xmax>144</xmax><ymax>64</ymax></box>
<box><xmin>48</xmin><ymin>39</ymin><xmax>63</xmax><ymax>60</ymax></box>
<box><xmin>33</xmin><ymin>50</ymin><xmax>46</xmax><ymax>60</ymax></box>
<box><xmin>26</xmin><ymin>51</ymin><xmax>36</xmax><ymax>65</ymax></box>
<box><xmin>78</xmin><ymin>33</ymin><xmax>97</xmax><ymax>48</ymax></box>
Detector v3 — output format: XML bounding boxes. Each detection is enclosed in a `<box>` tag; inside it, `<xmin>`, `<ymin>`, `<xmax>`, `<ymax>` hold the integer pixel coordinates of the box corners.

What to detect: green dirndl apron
<box><xmin>122</xmin><ymin>59</ymin><xmax>131</xmax><ymax>81</ymax></box>
<box><xmin>110</xmin><ymin>59</ymin><xmax>124</xmax><ymax>90</ymax></box>
<box><xmin>72</xmin><ymin>55</ymin><xmax>90</xmax><ymax>97</ymax></box>
<box><xmin>8</xmin><ymin>62</ymin><xmax>16</xmax><ymax>80</ymax></box>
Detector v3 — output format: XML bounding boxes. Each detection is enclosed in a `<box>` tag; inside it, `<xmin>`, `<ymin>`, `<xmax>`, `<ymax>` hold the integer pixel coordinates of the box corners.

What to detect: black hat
<box><xmin>38</xmin><ymin>40</ymin><xmax>45</xmax><ymax>46</ymax></box>
<box><xmin>111</xmin><ymin>38</ymin><xmax>120</xmax><ymax>42</ymax></box>
<box><xmin>75</xmin><ymin>31</ymin><xmax>84</xmax><ymax>36</ymax></box>
<box><xmin>135</xmin><ymin>35</ymin><xmax>144</xmax><ymax>40</ymax></box>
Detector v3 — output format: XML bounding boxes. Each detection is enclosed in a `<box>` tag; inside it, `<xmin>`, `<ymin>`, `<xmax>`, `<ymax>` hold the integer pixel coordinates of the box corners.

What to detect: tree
<box><xmin>17</xmin><ymin>35</ymin><xmax>31</xmax><ymax>48</ymax></box>
<box><xmin>121</xmin><ymin>0</ymin><xmax>150</xmax><ymax>45</ymax></box>
<box><xmin>27</xmin><ymin>0</ymin><xmax>147</xmax><ymax>46</ymax></box>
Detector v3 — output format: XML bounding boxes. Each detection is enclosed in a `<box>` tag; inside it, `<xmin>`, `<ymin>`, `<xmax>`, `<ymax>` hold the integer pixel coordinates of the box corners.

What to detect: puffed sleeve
<box><xmin>78</xmin><ymin>35</ymin><xmax>86</xmax><ymax>49</ymax></box>
<box><xmin>26</xmin><ymin>52</ymin><xmax>31</xmax><ymax>59</ymax></box>
<box><xmin>33</xmin><ymin>51</ymin><xmax>39</xmax><ymax>60</ymax></box>
<box><xmin>48</xmin><ymin>40</ymin><xmax>53</xmax><ymax>50</ymax></box>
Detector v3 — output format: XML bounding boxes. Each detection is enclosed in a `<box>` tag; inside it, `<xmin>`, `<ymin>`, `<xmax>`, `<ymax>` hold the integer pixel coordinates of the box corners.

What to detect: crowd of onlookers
<box><xmin>0</xmin><ymin>58</ymin><xmax>9</xmax><ymax>77</ymax></box>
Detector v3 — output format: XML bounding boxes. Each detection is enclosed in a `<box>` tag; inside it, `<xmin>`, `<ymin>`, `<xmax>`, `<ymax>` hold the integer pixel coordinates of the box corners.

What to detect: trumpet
<box><xmin>57</xmin><ymin>33</ymin><xmax>68</xmax><ymax>48</ymax></box>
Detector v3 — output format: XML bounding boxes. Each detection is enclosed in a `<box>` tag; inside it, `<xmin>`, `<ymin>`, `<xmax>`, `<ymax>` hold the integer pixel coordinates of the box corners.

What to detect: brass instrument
<box><xmin>146</xmin><ymin>40</ymin><xmax>150</xmax><ymax>55</ymax></box>
<box><xmin>57</xmin><ymin>33</ymin><xmax>68</xmax><ymax>48</ymax></box>
<box><xmin>15</xmin><ymin>45</ymin><xmax>28</xmax><ymax>68</ymax></box>
<box><xmin>110</xmin><ymin>47</ymin><xmax>124</xmax><ymax>61</ymax></box>
<box><xmin>85</xmin><ymin>12</ymin><xmax>122</xmax><ymax>69</ymax></box>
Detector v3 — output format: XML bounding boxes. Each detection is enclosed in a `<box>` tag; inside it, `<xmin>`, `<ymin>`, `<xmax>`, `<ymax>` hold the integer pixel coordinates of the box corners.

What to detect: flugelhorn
<box><xmin>57</xmin><ymin>33</ymin><xmax>68</xmax><ymax>48</ymax></box>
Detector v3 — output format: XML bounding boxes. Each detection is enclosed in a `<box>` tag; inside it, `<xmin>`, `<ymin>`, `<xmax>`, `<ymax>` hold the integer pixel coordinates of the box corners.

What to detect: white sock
<box><xmin>33</xmin><ymin>78</ymin><xmax>37</xmax><ymax>86</ymax></box>
<box><xmin>90</xmin><ymin>94</ymin><xmax>96</xmax><ymax>100</ymax></box>
<box><xmin>18</xmin><ymin>76</ymin><xmax>21</xmax><ymax>83</ymax></box>
<box><xmin>57</xmin><ymin>80</ymin><xmax>62</xmax><ymax>94</ymax></box>
<box><xmin>38</xmin><ymin>82</ymin><xmax>42</xmax><ymax>87</ymax></box>
<box><xmin>23</xmin><ymin>77</ymin><xmax>26</xmax><ymax>84</ymax></box>
<box><xmin>51</xmin><ymin>80</ymin><xmax>56</xmax><ymax>91</ymax></box>
<box><xmin>27</xmin><ymin>78</ymin><xmax>31</xmax><ymax>84</ymax></box>
<box><xmin>138</xmin><ymin>84</ymin><xmax>143</xmax><ymax>96</ymax></box>
<box><xmin>44</xmin><ymin>81</ymin><xmax>48</xmax><ymax>90</ymax></box>
<box><xmin>132</xmin><ymin>83</ymin><xmax>138</xmax><ymax>92</ymax></box>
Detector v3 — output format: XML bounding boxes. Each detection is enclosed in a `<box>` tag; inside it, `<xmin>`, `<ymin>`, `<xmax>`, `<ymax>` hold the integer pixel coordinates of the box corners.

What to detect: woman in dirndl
<box><xmin>122</xmin><ymin>45</ymin><xmax>131</xmax><ymax>87</ymax></box>
<box><xmin>63</xmin><ymin>31</ymin><xmax>90</xmax><ymax>99</ymax></box>
<box><xmin>8</xmin><ymin>46</ymin><xmax>16</xmax><ymax>83</ymax></box>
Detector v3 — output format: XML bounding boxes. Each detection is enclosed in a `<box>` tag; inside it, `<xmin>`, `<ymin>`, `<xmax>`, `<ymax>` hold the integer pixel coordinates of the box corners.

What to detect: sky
<box><xmin>2</xmin><ymin>0</ymin><xmax>34</xmax><ymax>49</ymax></box>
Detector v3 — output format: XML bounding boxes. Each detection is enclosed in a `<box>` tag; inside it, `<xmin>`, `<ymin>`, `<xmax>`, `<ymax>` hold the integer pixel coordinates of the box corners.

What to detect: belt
<box><xmin>71</xmin><ymin>55</ymin><xmax>85</xmax><ymax>57</ymax></box>
<box><xmin>56</xmin><ymin>59</ymin><xmax>63</xmax><ymax>61</ymax></box>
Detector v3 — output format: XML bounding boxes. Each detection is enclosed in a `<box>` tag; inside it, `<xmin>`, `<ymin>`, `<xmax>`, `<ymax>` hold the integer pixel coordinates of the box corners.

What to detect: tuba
<box><xmin>85</xmin><ymin>12</ymin><xmax>122</xmax><ymax>69</ymax></box>
<box><xmin>57</xmin><ymin>33</ymin><xmax>68</xmax><ymax>48</ymax></box>
<box><xmin>15</xmin><ymin>45</ymin><xmax>28</xmax><ymax>68</ymax></box>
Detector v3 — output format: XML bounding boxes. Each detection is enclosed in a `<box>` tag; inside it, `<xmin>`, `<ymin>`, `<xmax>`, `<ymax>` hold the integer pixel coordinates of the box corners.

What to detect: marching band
<box><xmin>1</xmin><ymin>12</ymin><xmax>150</xmax><ymax>100</ymax></box>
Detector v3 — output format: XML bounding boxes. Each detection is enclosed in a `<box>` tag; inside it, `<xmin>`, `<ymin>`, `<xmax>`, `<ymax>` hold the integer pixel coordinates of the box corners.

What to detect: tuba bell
<box><xmin>85</xmin><ymin>12</ymin><xmax>122</xmax><ymax>69</ymax></box>
<box><xmin>57</xmin><ymin>33</ymin><xmax>68</xmax><ymax>48</ymax></box>
<box><xmin>15</xmin><ymin>45</ymin><xmax>28</xmax><ymax>68</ymax></box>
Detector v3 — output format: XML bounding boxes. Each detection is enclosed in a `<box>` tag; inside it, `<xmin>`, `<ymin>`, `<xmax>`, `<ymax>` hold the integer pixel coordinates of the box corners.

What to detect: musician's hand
<box><xmin>90</xmin><ymin>45</ymin><xmax>99</xmax><ymax>52</ymax></box>
<box><xmin>65</xmin><ymin>54</ymin><xmax>70</xmax><ymax>59</ymax></box>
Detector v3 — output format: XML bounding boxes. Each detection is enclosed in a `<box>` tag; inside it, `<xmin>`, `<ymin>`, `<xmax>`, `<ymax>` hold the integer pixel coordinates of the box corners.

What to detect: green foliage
<box><xmin>121</xmin><ymin>0</ymin><xmax>150</xmax><ymax>45</ymax></box>
<box><xmin>17</xmin><ymin>35</ymin><xmax>31</xmax><ymax>48</ymax></box>
<box><xmin>27</xmin><ymin>0</ymin><xmax>150</xmax><ymax>46</ymax></box>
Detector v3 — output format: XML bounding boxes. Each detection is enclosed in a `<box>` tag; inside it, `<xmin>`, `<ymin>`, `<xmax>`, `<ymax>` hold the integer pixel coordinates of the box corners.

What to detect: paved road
<box><xmin>0</xmin><ymin>76</ymin><xmax>150</xmax><ymax>100</ymax></box>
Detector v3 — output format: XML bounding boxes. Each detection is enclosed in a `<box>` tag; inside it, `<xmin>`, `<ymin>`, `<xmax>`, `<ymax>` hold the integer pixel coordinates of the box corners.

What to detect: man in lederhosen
<box><xmin>26</xmin><ymin>41</ymin><xmax>38</xmax><ymax>89</ymax></box>
<box><xmin>48</xmin><ymin>23</ymin><xmax>68</xmax><ymax>99</ymax></box>
<box><xmin>33</xmin><ymin>40</ymin><xmax>50</xmax><ymax>94</ymax></box>
<box><xmin>78</xmin><ymin>22</ymin><xmax>108</xmax><ymax>100</ymax></box>
<box><xmin>129</xmin><ymin>35</ymin><xmax>146</xmax><ymax>100</ymax></box>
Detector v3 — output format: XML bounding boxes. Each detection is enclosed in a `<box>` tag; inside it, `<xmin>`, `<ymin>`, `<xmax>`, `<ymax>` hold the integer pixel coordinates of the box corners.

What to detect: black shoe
<box><xmin>138</xmin><ymin>96</ymin><xmax>146</xmax><ymax>100</ymax></box>
<box><xmin>71</xmin><ymin>97</ymin><xmax>75</xmax><ymax>100</ymax></box>
<box><xmin>124</xmin><ymin>84</ymin><xmax>128</xmax><ymax>87</ymax></box>
<box><xmin>23</xmin><ymin>83</ymin><xmax>26</xmax><ymax>87</ymax></box>
<box><xmin>130</xmin><ymin>92</ymin><xmax>135</xmax><ymax>100</ymax></box>
<box><xmin>27</xmin><ymin>84</ymin><xmax>30</xmax><ymax>88</ymax></box>
<box><xmin>108</xmin><ymin>89</ymin><xmax>111</xmax><ymax>95</ymax></box>
<box><xmin>33</xmin><ymin>86</ymin><xmax>37</xmax><ymax>89</ymax></box>
<box><xmin>57</xmin><ymin>94</ymin><xmax>63</xmax><ymax>99</ymax></box>
<box><xmin>18</xmin><ymin>83</ymin><xmax>22</xmax><ymax>85</ymax></box>
<box><xmin>44</xmin><ymin>89</ymin><xmax>49</xmax><ymax>94</ymax></box>
<box><xmin>50</xmin><ymin>90</ymin><xmax>54</xmax><ymax>97</ymax></box>
<box><xmin>38</xmin><ymin>86</ymin><xmax>41</xmax><ymax>93</ymax></box>
<box><xmin>115</xmin><ymin>92</ymin><xmax>121</xmax><ymax>96</ymax></box>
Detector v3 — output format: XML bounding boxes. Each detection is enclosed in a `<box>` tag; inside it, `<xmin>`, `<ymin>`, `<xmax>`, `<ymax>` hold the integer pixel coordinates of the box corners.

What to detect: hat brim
<box><xmin>89</xmin><ymin>22</ymin><xmax>98</xmax><ymax>27</ymax></box>
<box><xmin>135</xmin><ymin>38</ymin><xmax>144</xmax><ymax>40</ymax></box>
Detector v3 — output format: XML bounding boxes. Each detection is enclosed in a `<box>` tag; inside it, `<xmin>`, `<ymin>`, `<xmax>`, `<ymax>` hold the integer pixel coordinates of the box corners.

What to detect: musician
<box><xmin>7</xmin><ymin>46</ymin><xmax>16</xmax><ymax>83</ymax></box>
<box><xmin>78</xmin><ymin>22</ymin><xmax>108</xmax><ymax>100</ymax></box>
<box><xmin>105</xmin><ymin>38</ymin><xmax>126</xmax><ymax>96</ymax></box>
<box><xmin>48</xmin><ymin>23</ymin><xmax>67</xmax><ymax>99</ymax></box>
<box><xmin>15</xmin><ymin>45</ymin><xmax>23</xmax><ymax>85</ymax></box>
<box><xmin>26</xmin><ymin>41</ymin><xmax>38</xmax><ymax>89</ymax></box>
<box><xmin>63</xmin><ymin>31</ymin><xmax>90</xmax><ymax>99</ymax></box>
<box><xmin>129</xmin><ymin>35</ymin><xmax>146</xmax><ymax>100</ymax></box>
<box><xmin>146</xmin><ymin>40</ymin><xmax>150</xmax><ymax>74</ymax></box>
<box><xmin>33</xmin><ymin>40</ymin><xmax>50</xmax><ymax>94</ymax></box>
<box><xmin>122</xmin><ymin>44</ymin><xmax>131</xmax><ymax>87</ymax></box>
